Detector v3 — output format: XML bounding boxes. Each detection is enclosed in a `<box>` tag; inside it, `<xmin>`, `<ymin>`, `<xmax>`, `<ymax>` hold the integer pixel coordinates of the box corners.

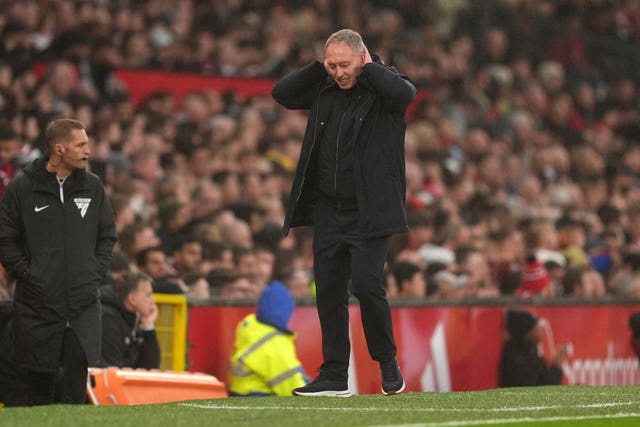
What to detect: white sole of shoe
<box><xmin>292</xmin><ymin>389</ymin><xmax>353</xmax><ymax>397</ymax></box>
<box><xmin>382</xmin><ymin>379</ymin><xmax>406</xmax><ymax>395</ymax></box>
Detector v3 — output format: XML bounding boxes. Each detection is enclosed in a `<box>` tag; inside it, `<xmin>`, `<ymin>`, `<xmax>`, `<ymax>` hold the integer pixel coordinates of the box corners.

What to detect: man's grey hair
<box><xmin>325</xmin><ymin>29</ymin><xmax>364</xmax><ymax>53</ymax></box>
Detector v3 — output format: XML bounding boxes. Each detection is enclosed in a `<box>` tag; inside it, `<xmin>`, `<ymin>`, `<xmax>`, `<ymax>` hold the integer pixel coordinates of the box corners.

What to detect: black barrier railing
<box><xmin>187</xmin><ymin>295</ymin><xmax>640</xmax><ymax>307</ymax></box>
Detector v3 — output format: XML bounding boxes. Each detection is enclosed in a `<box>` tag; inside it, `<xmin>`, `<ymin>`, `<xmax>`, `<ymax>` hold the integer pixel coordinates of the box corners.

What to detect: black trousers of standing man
<box><xmin>0</xmin><ymin>299</ymin><xmax>94</xmax><ymax>407</ymax></box>
<box><xmin>312</xmin><ymin>198</ymin><xmax>397</xmax><ymax>382</ymax></box>
<box><xmin>0</xmin><ymin>326</ymin><xmax>88</xmax><ymax>406</ymax></box>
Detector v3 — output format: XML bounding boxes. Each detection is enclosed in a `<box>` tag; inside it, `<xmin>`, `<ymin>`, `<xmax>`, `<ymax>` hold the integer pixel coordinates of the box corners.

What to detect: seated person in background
<box><xmin>182</xmin><ymin>271</ymin><xmax>211</xmax><ymax>300</ymax></box>
<box><xmin>100</xmin><ymin>272</ymin><xmax>161</xmax><ymax>369</ymax></box>
<box><xmin>499</xmin><ymin>309</ymin><xmax>568</xmax><ymax>387</ymax></box>
<box><xmin>0</xmin><ymin>123</ymin><xmax>20</xmax><ymax>200</ymax></box>
<box><xmin>136</xmin><ymin>246</ymin><xmax>185</xmax><ymax>294</ymax></box>
<box><xmin>117</xmin><ymin>222</ymin><xmax>161</xmax><ymax>269</ymax></box>
<box><xmin>106</xmin><ymin>249</ymin><xmax>132</xmax><ymax>285</ymax></box>
<box><xmin>228</xmin><ymin>282</ymin><xmax>308</xmax><ymax>396</ymax></box>
<box><xmin>629</xmin><ymin>311</ymin><xmax>640</xmax><ymax>363</ymax></box>
<box><xmin>561</xmin><ymin>265</ymin><xmax>606</xmax><ymax>298</ymax></box>
<box><xmin>172</xmin><ymin>236</ymin><xmax>204</xmax><ymax>276</ymax></box>
<box><xmin>514</xmin><ymin>256</ymin><xmax>554</xmax><ymax>298</ymax></box>
<box><xmin>208</xmin><ymin>268</ymin><xmax>257</xmax><ymax>298</ymax></box>
<box><xmin>392</xmin><ymin>261</ymin><xmax>427</xmax><ymax>298</ymax></box>
<box><xmin>285</xmin><ymin>266</ymin><xmax>314</xmax><ymax>297</ymax></box>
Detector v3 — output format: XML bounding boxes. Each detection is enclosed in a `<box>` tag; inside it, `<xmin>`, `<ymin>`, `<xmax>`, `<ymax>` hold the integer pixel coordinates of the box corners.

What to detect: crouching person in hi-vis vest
<box><xmin>228</xmin><ymin>282</ymin><xmax>309</xmax><ymax>397</ymax></box>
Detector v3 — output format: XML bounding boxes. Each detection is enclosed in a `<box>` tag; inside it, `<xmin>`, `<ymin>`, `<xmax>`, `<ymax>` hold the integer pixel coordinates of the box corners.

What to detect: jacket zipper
<box><xmin>334</xmin><ymin>95</ymin><xmax>361</xmax><ymax>210</ymax></box>
<box><xmin>57</xmin><ymin>176</ymin><xmax>70</xmax><ymax>325</ymax></box>
<box><xmin>57</xmin><ymin>177</ymin><xmax>65</xmax><ymax>203</ymax></box>
<box><xmin>293</xmin><ymin>88</ymin><xmax>327</xmax><ymax>207</ymax></box>
<box><xmin>334</xmin><ymin>111</ymin><xmax>347</xmax><ymax>207</ymax></box>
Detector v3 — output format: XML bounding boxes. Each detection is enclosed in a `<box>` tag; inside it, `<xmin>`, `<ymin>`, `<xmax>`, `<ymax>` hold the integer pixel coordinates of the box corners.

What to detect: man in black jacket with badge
<box><xmin>0</xmin><ymin>118</ymin><xmax>116</xmax><ymax>406</ymax></box>
<box><xmin>272</xmin><ymin>29</ymin><xmax>416</xmax><ymax>396</ymax></box>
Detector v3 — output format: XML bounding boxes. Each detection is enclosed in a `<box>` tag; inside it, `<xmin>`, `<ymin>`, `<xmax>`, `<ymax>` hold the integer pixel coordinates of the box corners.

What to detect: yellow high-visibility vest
<box><xmin>228</xmin><ymin>314</ymin><xmax>307</xmax><ymax>396</ymax></box>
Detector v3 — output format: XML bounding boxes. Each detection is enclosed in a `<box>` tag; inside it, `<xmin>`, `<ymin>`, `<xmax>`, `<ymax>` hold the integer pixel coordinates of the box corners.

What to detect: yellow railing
<box><xmin>153</xmin><ymin>293</ymin><xmax>188</xmax><ymax>371</ymax></box>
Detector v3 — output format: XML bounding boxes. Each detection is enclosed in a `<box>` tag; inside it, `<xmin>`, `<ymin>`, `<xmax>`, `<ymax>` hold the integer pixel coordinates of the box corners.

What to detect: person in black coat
<box><xmin>499</xmin><ymin>309</ymin><xmax>569</xmax><ymax>387</ymax></box>
<box><xmin>0</xmin><ymin>118</ymin><xmax>116</xmax><ymax>406</ymax></box>
<box><xmin>100</xmin><ymin>272</ymin><xmax>160</xmax><ymax>369</ymax></box>
<box><xmin>272</xmin><ymin>29</ymin><xmax>416</xmax><ymax>397</ymax></box>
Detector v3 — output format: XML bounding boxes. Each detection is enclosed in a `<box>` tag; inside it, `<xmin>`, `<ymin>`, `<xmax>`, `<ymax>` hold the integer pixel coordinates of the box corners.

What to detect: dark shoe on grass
<box><xmin>380</xmin><ymin>360</ymin><xmax>405</xmax><ymax>395</ymax></box>
<box><xmin>292</xmin><ymin>377</ymin><xmax>352</xmax><ymax>397</ymax></box>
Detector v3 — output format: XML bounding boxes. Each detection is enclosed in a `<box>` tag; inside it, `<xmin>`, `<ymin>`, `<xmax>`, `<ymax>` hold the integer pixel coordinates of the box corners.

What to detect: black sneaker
<box><xmin>292</xmin><ymin>377</ymin><xmax>352</xmax><ymax>397</ymax></box>
<box><xmin>380</xmin><ymin>360</ymin><xmax>405</xmax><ymax>395</ymax></box>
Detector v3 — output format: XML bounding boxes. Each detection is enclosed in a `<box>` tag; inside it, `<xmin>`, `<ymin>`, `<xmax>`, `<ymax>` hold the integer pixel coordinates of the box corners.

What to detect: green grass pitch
<box><xmin>2</xmin><ymin>385</ymin><xmax>639</xmax><ymax>426</ymax></box>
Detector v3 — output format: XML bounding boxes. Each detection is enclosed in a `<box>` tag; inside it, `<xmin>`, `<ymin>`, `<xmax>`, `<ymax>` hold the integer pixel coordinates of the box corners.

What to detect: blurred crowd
<box><xmin>1</xmin><ymin>0</ymin><xmax>640</xmax><ymax>302</ymax></box>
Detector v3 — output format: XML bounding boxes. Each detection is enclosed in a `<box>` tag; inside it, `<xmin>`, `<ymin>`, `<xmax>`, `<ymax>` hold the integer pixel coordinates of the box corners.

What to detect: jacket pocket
<box><xmin>29</xmin><ymin>247</ymin><xmax>64</xmax><ymax>303</ymax></box>
<box><xmin>14</xmin><ymin>271</ymin><xmax>45</xmax><ymax>304</ymax></box>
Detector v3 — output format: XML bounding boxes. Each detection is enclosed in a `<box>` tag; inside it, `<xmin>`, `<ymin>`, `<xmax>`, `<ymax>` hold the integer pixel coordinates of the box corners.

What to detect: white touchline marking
<box><xmin>371</xmin><ymin>413</ymin><xmax>640</xmax><ymax>427</ymax></box>
<box><xmin>178</xmin><ymin>401</ymin><xmax>640</xmax><ymax>412</ymax></box>
<box><xmin>496</xmin><ymin>390</ymin><xmax>636</xmax><ymax>396</ymax></box>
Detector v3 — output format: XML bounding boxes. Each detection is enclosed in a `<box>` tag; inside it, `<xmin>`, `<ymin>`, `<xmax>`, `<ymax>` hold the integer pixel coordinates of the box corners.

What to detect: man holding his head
<box><xmin>0</xmin><ymin>118</ymin><xmax>116</xmax><ymax>406</ymax></box>
<box><xmin>100</xmin><ymin>272</ymin><xmax>160</xmax><ymax>369</ymax></box>
<box><xmin>272</xmin><ymin>29</ymin><xmax>416</xmax><ymax>396</ymax></box>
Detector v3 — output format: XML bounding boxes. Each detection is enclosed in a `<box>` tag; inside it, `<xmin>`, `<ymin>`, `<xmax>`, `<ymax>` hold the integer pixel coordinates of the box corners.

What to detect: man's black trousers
<box><xmin>0</xmin><ymin>326</ymin><xmax>89</xmax><ymax>406</ymax></box>
<box><xmin>312</xmin><ymin>198</ymin><xmax>398</xmax><ymax>381</ymax></box>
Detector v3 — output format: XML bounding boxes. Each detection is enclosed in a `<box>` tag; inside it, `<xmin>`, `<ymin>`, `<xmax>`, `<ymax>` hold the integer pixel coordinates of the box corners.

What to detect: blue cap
<box><xmin>256</xmin><ymin>282</ymin><xmax>295</xmax><ymax>331</ymax></box>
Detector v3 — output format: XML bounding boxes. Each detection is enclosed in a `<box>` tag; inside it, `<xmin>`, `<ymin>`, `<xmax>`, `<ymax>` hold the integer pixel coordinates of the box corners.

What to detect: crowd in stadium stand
<box><xmin>1</xmin><ymin>0</ymin><xmax>640</xmax><ymax>302</ymax></box>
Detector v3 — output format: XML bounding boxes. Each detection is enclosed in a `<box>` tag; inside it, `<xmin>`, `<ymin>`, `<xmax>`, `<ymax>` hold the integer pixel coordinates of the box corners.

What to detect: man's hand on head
<box><xmin>141</xmin><ymin>302</ymin><xmax>158</xmax><ymax>330</ymax></box>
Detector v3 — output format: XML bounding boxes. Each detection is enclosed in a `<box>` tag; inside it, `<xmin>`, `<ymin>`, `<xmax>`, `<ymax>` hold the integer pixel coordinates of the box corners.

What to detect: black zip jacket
<box><xmin>272</xmin><ymin>57</ymin><xmax>416</xmax><ymax>238</ymax></box>
<box><xmin>316</xmin><ymin>83</ymin><xmax>363</xmax><ymax>201</ymax></box>
<box><xmin>0</xmin><ymin>156</ymin><xmax>116</xmax><ymax>371</ymax></box>
<box><xmin>99</xmin><ymin>285</ymin><xmax>160</xmax><ymax>369</ymax></box>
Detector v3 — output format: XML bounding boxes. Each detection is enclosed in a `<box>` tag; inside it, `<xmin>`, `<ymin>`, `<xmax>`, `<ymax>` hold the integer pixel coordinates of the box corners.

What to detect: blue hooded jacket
<box><xmin>255</xmin><ymin>282</ymin><xmax>295</xmax><ymax>332</ymax></box>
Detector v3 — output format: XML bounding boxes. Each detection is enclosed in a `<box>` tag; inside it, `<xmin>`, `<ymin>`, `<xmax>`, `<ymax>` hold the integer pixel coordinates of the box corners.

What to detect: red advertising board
<box><xmin>33</xmin><ymin>65</ymin><xmax>427</xmax><ymax>119</ymax></box>
<box><xmin>187</xmin><ymin>303</ymin><xmax>640</xmax><ymax>394</ymax></box>
<box><xmin>113</xmin><ymin>69</ymin><xmax>277</xmax><ymax>108</ymax></box>
<box><xmin>114</xmin><ymin>70</ymin><xmax>426</xmax><ymax>119</ymax></box>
